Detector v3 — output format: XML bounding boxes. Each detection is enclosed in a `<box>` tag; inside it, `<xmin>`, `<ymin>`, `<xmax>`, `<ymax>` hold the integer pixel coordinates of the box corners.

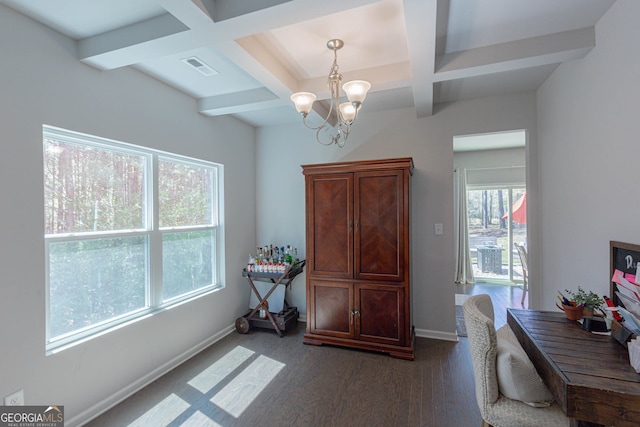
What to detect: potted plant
<box><xmin>563</xmin><ymin>287</ymin><xmax>604</xmax><ymax>317</ymax></box>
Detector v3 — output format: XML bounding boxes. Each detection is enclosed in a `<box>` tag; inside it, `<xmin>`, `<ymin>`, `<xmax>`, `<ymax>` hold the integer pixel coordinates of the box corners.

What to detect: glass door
<box><xmin>467</xmin><ymin>188</ymin><xmax>526</xmax><ymax>283</ymax></box>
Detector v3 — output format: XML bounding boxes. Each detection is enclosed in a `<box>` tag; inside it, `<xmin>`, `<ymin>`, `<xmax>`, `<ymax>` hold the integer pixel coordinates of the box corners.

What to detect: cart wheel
<box><xmin>235</xmin><ymin>317</ymin><xmax>250</xmax><ymax>334</ymax></box>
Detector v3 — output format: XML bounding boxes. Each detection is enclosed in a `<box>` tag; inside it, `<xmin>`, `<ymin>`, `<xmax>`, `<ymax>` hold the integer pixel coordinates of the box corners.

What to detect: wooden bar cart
<box><xmin>235</xmin><ymin>260</ymin><xmax>305</xmax><ymax>337</ymax></box>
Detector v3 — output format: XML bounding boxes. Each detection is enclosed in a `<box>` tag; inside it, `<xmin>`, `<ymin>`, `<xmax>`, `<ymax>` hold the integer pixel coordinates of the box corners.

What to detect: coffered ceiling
<box><xmin>0</xmin><ymin>0</ymin><xmax>616</xmax><ymax>128</ymax></box>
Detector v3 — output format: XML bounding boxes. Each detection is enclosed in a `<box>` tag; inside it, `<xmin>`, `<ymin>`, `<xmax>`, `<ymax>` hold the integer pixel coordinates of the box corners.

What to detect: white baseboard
<box><xmin>415</xmin><ymin>327</ymin><xmax>459</xmax><ymax>342</ymax></box>
<box><xmin>66</xmin><ymin>324</ymin><xmax>236</xmax><ymax>427</ymax></box>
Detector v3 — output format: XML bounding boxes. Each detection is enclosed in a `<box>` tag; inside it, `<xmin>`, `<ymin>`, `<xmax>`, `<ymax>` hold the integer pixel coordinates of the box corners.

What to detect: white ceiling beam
<box><xmin>198</xmin><ymin>88</ymin><xmax>284</xmax><ymax>115</ymax></box>
<box><xmin>78</xmin><ymin>13</ymin><xmax>190</xmax><ymax>69</ymax></box>
<box><xmin>298</xmin><ymin>62</ymin><xmax>413</xmax><ymax>100</ymax></box>
<box><xmin>403</xmin><ymin>0</ymin><xmax>438</xmax><ymax>118</ymax></box>
<box><xmin>231</xmin><ymin>36</ymin><xmax>299</xmax><ymax>97</ymax></box>
<box><xmin>198</xmin><ymin>0</ymin><xmax>292</xmax><ymax>23</ymax></box>
<box><xmin>434</xmin><ymin>27</ymin><xmax>595</xmax><ymax>82</ymax></box>
<box><xmin>195</xmin><ymin>0</ymin><xmax>383</xmax><ymax>36</ymax></box>
<box><xmin>165</xmin><ymin>0</ymin><xmax>382</xmax><ymax>40</ymax></box>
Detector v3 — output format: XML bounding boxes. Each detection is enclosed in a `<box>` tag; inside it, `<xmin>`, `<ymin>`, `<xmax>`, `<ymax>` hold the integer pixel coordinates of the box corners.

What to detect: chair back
<box><xmin>514</xmin><ymin>243</ymin><xmax>528</xmax><ymax>274</ymax></box>
<box><xmin>463</xmin><ymin>294</ymin><xmax>500</xmax><ymax>417</ymax></box>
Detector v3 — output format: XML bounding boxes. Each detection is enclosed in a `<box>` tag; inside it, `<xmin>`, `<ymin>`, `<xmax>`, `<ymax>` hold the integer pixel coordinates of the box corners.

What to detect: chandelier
<box><xmin>290</xmin><ymin>39</ymin><xmax>371</xmax><ymax>148</ymax></box>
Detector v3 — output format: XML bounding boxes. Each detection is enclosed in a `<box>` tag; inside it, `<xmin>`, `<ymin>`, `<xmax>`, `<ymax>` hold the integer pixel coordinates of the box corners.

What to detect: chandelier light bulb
<box><xmin>290</xmin><ymin>92</ymin><xmax>316</xmax><ymax>115</ymax></box>
<box><xmin>339</xmin><ymin>102</ymin><xmax>357</xmax><ymax>122</ymax></box>
<box><xmin>343</xmin><ymin>80</ymin><xmax>371</xmax><ymax>104</ymax></box>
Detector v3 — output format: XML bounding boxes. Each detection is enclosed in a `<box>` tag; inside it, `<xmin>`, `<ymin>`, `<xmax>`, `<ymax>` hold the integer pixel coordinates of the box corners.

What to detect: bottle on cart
<box><xmin>285</xmin><ymin>245</ymin><xmax>293</xmax><ymax>266</ymax></box>
<box><xmin>293</xmin><ymin>247</ymin><xmax>299</xmax><ymax>263</ymax></box>
<box><xmin>260</xmin><ymin>300</ymin><xmax>269</xmax><ymax>319</ymax></box>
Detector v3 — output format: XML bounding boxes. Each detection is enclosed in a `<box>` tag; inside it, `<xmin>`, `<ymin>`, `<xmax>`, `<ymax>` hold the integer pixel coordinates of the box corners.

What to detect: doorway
<box><xmin>454</xmin><ymin>130</ymin><xmax>528</xmax><ymax>324</ymax></box>
<box><xmin>453</xmin><ymin>130</ymin><xmax>527</xmax><ymax>285</ymax></box>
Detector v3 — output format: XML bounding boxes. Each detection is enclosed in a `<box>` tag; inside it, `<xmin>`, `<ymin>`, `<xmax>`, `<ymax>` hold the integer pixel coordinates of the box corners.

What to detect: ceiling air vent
<box><xmin>182</xmin><ymin>56</ymin><xmax>218</xmax><ymax>76</ymax></box>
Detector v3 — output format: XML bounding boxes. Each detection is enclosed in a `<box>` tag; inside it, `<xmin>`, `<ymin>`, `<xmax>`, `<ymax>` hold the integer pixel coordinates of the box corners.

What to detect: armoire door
<box><xmin>355</xmin><ymin>283</ymin><xmax>405</xmax><ymax>346</ymax></box>
<box><xmin>354</xmin><ymin>170</ymin><xmax>404</xmax><ymax>281</ymax></box>
<box><xmin>308</xmin><ymin>279</ymin><xmax>353</xmax><ymax>339</ymax></box>
<box><xmin>306</xmin><ymin>173</ymin><xmax>354</xmax><ymax>279</ymax></box>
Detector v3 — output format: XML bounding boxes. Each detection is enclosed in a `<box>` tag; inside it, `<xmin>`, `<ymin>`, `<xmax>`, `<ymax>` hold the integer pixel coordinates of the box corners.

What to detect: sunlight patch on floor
<box><xmin>128</xmin><ymin>393</ymin><xmax>190</xmax><ymax>427</ymax></box>
<box><xmin>188</xmin><ymin>345</ymin><xmax>255</xmax><ymax>394</ymax></box>
<box><xmin>183</xmin><ymin>410</ymin><xmax>224</xmax><ymax>426</ymax></box>
<box><xmin>210</xmin><ymin>354</ymin><xmax>285</xmax><ymax>418</ymax></box>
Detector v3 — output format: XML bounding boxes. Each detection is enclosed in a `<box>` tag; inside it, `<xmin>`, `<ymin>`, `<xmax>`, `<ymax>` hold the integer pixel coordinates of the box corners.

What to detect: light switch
<box><xmin>435</xmin><ymin>223</ymin><xmax>443</xmax><ymax>235</ymax></box>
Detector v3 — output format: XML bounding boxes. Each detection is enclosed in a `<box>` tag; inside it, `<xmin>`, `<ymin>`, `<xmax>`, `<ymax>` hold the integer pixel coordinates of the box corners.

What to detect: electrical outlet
<box><xmin>4</xmin><ymin>389</ymin><xmax>24</xmax><ymax>406</ymax></box>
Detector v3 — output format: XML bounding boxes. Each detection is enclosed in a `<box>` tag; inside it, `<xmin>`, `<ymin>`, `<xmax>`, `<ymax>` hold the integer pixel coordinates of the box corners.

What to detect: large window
<box><xmin>43</xmin><ymin>126</ymin><xmax>222</xmax><ymax>351</ymax></box>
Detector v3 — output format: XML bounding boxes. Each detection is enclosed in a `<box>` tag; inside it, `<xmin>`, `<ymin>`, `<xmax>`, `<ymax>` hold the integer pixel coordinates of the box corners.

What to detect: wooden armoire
<box><xmin>301</xmin><ymin>158</ymin><xmax>414</xmax><ymax>360</ymax></box>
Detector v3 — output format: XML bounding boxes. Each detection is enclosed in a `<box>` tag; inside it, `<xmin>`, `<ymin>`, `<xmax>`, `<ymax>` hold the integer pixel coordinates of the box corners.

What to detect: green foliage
<box><xmin>563</xmin><ymin>286</ymin><xmax>603</xmax><ymax>311</ymax></box>
<box><xmin>467</xmin><ymin>189</ymin><xmax>524</xmax><ymax>227</ymax></box>
<box><xmin>162</xmin><ymin>230</ymin><xmax>214</xmax><ymax>300</ymax></box>
<box><xmin>158</xmin><ymin>160</ymin><xmax>212</xmax><ymax>227</ymax></box>
<box><xmin>48</xmin><ymin>236</ymin><xmax>147</xmax><ymax>337</ymax></box>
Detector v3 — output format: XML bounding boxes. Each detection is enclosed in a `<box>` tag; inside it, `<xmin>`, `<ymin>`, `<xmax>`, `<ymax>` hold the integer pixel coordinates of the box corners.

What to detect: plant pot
<box><xmin>562</xmin><ymin>304</ymin><xmax>583</xmax><ymax>321</ymax></box>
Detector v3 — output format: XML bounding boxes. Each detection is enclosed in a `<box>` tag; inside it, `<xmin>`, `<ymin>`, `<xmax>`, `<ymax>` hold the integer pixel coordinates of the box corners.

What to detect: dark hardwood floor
<box><xmin>456</xmin><ymin>281</ymin><xmax>527</xmax><ymax>329</ymax></box>
<box><xmin>85</xmin><ymin>283</ymin><xmax>521</xmax><ymax>427</ymax></box>
<box><xmin>85</xmin><ymin>325</ymin><xmax>481</xmax><ymax>426</ymax></box>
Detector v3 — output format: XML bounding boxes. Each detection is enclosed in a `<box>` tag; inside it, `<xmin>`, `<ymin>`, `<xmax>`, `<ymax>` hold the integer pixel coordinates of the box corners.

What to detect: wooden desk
<box><xmin>507</xmin><ymin>309</ymin><xmax>640</xmax><ymax>427</ymax></box>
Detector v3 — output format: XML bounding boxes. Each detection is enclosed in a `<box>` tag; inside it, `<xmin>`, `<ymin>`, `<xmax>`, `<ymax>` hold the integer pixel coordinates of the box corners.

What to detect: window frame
<box><xmin>43</xmin><ymin>125</ymin><xmax>224</xmax><ymax>353</ymax></box>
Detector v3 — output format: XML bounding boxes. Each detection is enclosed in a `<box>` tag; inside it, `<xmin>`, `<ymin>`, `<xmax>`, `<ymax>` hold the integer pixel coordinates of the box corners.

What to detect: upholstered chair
<box><xmin>463</xmin><ymin>294</ymin><xmax>568</xmax><ymax>426</ymax></box>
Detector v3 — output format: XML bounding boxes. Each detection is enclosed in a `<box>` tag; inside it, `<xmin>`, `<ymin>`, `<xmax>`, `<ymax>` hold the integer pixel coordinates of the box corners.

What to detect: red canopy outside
<box><xmin>502</xmin><ymin>192</ymin><xmax>526</xmax><ymax>224</ymax></box>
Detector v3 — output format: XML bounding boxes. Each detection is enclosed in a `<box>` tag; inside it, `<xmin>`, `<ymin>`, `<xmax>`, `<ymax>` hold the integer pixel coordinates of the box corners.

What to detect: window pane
<box><xmin>43</xmin><ymin>138</ymin><xmax>146</xmax><ymax>234</ymax></box>
<box><xmin>511</xmin><ymin>189</ymin><xmax>527</xmax><ymax>244</ymax></box>
<box><xmin>48</xmin><ymin>236</ymin><xmax>147</xmax><ymax>339</ymax></box>
<box><xmin>467</xmin><ymin>189</ymin><xmax>507</xmax><ymax>278</ymax></box>
<box><xmin>162</xmin><ymin>230</ymin><xmax>214</xmax><ymax>301</ymax></box>
<box><xmin>158</xmin><ymin>159</ymin><xmax>213</xmax><ymax>228</ymax></box>
<box><xmin>466</xmin><ymin>188</ymin><xmax>526</xmax><ymax>281</ymax></box>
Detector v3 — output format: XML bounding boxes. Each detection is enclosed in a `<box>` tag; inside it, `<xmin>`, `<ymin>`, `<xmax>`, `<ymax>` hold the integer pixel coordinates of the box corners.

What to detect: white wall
<box><xmin>257</xmin><ymin>92</ymin><xmax>537</xmax><ymax>339</ymax></box>
<box><xmin>536</xmin><ymin>0</ymin><xmax>640</xmax><ymax>311</ymax></box>
<box><xmin>0</xmin><ymin>5</ymin><xmax>256</xmax><ymax>425</ymax></box>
